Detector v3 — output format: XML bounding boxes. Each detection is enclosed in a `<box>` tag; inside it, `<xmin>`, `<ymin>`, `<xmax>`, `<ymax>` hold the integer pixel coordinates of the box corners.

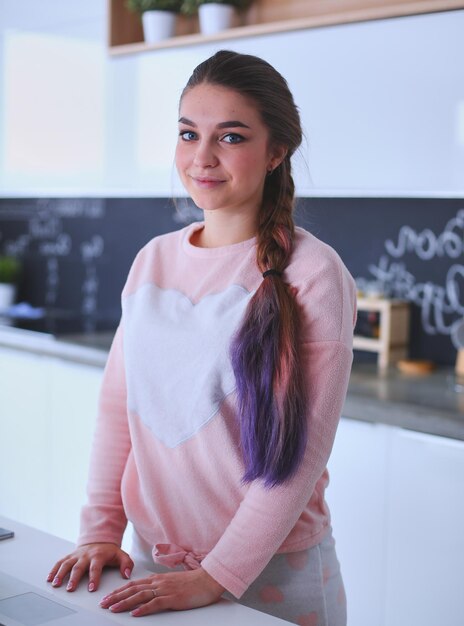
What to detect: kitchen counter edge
<box><xmin>1</xmin><ymin>326</ymin><xmax>463</xmax><ymax>442</ymax></box>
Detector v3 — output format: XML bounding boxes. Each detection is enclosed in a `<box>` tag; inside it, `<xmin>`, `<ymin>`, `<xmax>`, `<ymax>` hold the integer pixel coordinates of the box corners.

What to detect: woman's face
<box><xmin>176</xmin><ymin>83</ymin><xmax>283</xmax><ymax>219</ymax></box>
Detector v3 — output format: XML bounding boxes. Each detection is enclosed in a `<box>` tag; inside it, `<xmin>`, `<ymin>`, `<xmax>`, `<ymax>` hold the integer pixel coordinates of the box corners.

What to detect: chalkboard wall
<box><xmin>0</xmin><ymin>197</ymin><xmax>462</xmax><ymax>365</ymax></box>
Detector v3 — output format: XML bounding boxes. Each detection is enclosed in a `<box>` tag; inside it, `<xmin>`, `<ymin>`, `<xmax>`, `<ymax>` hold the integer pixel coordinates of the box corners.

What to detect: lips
<box><xmin>190</xmin><ymin>175</ymin><xmax>226</xmax><ymax>189</ymax></box>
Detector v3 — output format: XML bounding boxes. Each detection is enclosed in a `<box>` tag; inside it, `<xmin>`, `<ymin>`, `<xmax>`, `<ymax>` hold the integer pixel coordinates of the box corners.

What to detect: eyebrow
<box><xmin>178</xmin><ymin>117</ymin><xmax>250</xmax><ymax>130</ymax></box>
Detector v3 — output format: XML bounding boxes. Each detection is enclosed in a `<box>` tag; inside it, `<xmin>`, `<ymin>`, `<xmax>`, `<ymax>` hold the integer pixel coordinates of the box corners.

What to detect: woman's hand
<box><xmin>47</xmin><ymin>543</ymin><xmax>134</xmax><ymax>593</ymax></box>
<box><xmin>99</xmin><ymin>568</ymin><xmax>225</xmax><ymax>617</ymax></box>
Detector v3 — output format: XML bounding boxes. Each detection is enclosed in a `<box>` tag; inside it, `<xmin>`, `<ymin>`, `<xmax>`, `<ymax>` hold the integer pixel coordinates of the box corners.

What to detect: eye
<box><xmin>221</xmin><ymin>133</ymin><xmax>245</xmax><ymax>144</ymax></box>
<box><xmin>179</xmin><ymin>130</ymin><xmax>197</xmax><ymax>141</ymax></box>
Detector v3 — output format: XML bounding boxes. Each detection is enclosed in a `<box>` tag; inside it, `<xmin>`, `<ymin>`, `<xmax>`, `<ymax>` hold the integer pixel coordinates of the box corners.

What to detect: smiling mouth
<box><xmin>191</xmin><ymin>176</ymin><xmax>226</xmax><ymax>188</ymax></box>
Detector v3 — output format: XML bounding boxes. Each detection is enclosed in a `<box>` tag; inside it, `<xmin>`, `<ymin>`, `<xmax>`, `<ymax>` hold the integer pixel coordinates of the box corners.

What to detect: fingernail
<box><xmin>88</xmin><ymin>582</ymin><xmax>95</xmax><ymax>592</ymax></box>
<box><xmin>124</xmin><ymin>568</ymin><xmax>131</xmax><ymax>579</ymax></box>
<box><xmin>66</xmin><ymin>582</ymin><xmax>73</xmax><ymax>591</ymax></box>
<box><xmin>47</xmin><ymin>574</ymin><xmax>53</xmax><ymax>582</ymax></box>
<box><xmin>52</xmin><ymin>577</ymin><xmax>60</xmax><ymax>586</ymax></box>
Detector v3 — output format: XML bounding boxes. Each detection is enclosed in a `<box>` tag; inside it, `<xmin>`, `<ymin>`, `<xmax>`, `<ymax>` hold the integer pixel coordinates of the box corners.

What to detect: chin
<box><xmin>192</xmin><ymin>201</ymin><xmax>221</xmax><ymax>212</ymax></box>
<box><xmin>189</xmin><ymin>193</ymin><xmax>226</xmax><ymax>213</ymax></box>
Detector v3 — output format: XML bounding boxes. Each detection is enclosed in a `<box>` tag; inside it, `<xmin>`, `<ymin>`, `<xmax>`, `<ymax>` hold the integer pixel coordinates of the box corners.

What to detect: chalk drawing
<box><xmin>80</xmin><ymin>235</ymin><xmax>104</xmax><ymax>331</ymax></box>
<box><xmin>357</xmin><ymin>209</ymin><xmax>464</xmax><ymax>346</ymax></box>
<box><xmin>0</xmin><ymin>199</ymin><xmax>107</xmax><ymax>330</ymax></box>
<box><xmin>385</xmin><ymin>209</ymin><xmax>464</xmax><ymax>260</ymax></box>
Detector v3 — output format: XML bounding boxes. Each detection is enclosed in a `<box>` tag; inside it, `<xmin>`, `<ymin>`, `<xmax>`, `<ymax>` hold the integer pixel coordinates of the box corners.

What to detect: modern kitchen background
<box><xmin>1</xmin><ymin>2</ymin><xmax>463</xmax><ymax>364</ymax></box>
<box><xmin>1</xmin><ymin>3</ymin><xmax>464</xmax><ymax>626</ymax></box>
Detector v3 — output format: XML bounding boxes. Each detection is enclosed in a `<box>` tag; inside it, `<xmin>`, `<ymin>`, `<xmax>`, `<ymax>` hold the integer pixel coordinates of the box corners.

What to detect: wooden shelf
<box><xmin>353</xmin><ymin>297</ymin><xmax>411</xmax><ymax>369</ymax></box>
<box><xmin>108</xmin><ymin>0</ymin><xmax>464</xmax><ymax>55</ymax></box>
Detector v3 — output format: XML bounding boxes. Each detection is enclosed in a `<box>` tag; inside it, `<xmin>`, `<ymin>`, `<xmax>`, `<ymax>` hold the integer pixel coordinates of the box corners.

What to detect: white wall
<box><xmin>0</xmin><ymin>1</ymin><xmax>463</xmax><ymax>197</ymax></box>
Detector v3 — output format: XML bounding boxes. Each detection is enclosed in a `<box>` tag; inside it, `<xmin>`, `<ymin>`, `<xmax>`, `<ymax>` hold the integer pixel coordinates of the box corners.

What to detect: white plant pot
<box><xmin>0</xmin><ymin>283</ymin><xmax>16</xmax><ymax>325</ymax></box>
<box><xmin>142</xmin><ymin>10</ymin><xmax>177</xmax><ymax>43</ymax></box>
<box><xmin>199</xmin><ymin>3</ymin><xmax>236</xmax><ymax>35</ymax></box>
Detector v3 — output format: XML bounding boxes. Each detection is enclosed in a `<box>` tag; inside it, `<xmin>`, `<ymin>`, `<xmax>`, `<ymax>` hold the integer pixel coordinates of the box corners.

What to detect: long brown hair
<box><xmin>181</xmin><ymin>50</ymin><xmax>306</xmax><ymax>486</ymax></box>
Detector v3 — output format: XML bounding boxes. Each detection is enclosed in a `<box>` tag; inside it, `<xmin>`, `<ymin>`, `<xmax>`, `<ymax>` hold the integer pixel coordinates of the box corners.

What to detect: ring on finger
<box><xmin>151</xmin><ymin>588</ymin><xmax>157</xmax><ymax>598</ymax></box>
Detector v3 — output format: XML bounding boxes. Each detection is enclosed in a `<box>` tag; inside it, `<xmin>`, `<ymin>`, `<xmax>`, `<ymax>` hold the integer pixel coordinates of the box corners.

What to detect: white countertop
<box><xmin>0</xmin><ymin>326</ymin><xmax>109</xmax><ymax>367</ymax></box>
<box><xmin>0</xmin><ymin>517</ymin><xmax>289</xmax><ymax>625</ymax></box>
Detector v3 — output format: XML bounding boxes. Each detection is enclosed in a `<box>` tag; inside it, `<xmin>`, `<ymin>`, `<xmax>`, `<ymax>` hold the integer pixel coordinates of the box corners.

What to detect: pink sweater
<box><xmin>78</xmin><ymin>221</ymin><xmax>356</xmax><ymax>599</ymax></box>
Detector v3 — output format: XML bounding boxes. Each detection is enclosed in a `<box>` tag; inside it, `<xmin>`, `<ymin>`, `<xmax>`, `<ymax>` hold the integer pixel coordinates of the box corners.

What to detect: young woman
<box><xmin>48</xmin><ymin>50</ymin><xmax>356</xmax><ymax>626</ymax></box>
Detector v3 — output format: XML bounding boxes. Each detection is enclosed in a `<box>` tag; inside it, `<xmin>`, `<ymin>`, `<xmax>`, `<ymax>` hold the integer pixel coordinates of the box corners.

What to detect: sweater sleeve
<box><xmin>201</xmin><ymin>258</ymin><xmax>357</xmax><ymax>598</ymax></box>
<box><xmin>77</xmin><ymin>324</ymin><xmax>132</xmax><ymax>546</ymax></box>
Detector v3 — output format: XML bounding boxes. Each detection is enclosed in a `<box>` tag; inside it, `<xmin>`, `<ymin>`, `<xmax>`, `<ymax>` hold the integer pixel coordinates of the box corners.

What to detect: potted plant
<box><xmin>0</xmin><ymin>255</ymin><xmax>20</xmax><ymax>322</ymax></box>
<box><xmin>126</xmin><ymin>0</ymin><xmax>183</xmax><ymax>43</ymax></box>
<box><xmin>181</xmin><ymin>0</ymin><xmax>253</xmax><ymax>35</ymax></box>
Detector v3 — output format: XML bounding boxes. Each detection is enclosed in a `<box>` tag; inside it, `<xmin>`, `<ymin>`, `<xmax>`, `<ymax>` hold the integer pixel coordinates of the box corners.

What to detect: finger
<box><xmin>52</xmin><ymin>558</ymin><xmax>78</xmax><ymax>588</ymax></box>
<box><xmin>47</xmin><ymin>559</ymin><xmax>65</xmax><ymax>583</ymax></box>
<box><xmin>66</xmin><ymin>560</ymin><xmax>89</xmax><ymax>592</ymax></box>
<box><xmin>132</xmin><ymin>596</ymin><xmax>169</xmax><ymax>617</ymax></box>
<box><xmin>87</xmin><ymin>559</ymin><xmax>105</xmax><ymax>592</ymax></box>
<box><xmin>108</xmin><ymin>589</ymin><xmax>158</xmax><ymax>613</ymax></box>
<box><xmin>105</xmin><ymin>577</ymin><xmax>155</xmax><ymax>597</ymax></box>
<box><xmin>117</xmin><ymin>552</ymin><xmax>134</xmax><ymax>581</ymax></box>
<box><xmin>47</xmin><ymin>552</ymin><xmax>79</xmax><ymax>584</ymax></box>
<box><xmin>100</xmin><ymin>584</ymin><xmax>157</xmax><ymax>609</ymax></box>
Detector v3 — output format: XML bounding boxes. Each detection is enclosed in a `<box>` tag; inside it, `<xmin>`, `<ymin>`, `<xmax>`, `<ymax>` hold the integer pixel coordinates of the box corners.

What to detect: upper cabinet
<box><xmin>108</xmin><ymin>0</ymin><xmax>464</xmax><ymax>55</ymax></box>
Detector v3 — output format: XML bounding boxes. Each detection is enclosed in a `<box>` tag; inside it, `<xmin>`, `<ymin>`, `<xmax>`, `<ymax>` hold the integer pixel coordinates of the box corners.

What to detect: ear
<box><xmin>267</xmin><ymin>144</ymin><xmax>288</xmax><ymax>173</ymax></box>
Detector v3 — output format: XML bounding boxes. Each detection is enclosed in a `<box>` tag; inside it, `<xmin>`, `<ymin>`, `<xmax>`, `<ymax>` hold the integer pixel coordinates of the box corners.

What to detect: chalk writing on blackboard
<box><xmin>45</xmin><ymin>257</ymin><xmax>59</xmax><ymax>309</ymax></box>
<box><xmin>356</xmin><ymin>209</ymin><xmax>464</xmax><ymax>345</ymax></box>
<box><xmin>0</xmin><ymin>199</ymin><xmax>106</xmax><ymax>329</ymax></box>
<box><xmin>39</xmin><ymin>234</ymin><xmax>72</xmax><ymax>257</ymax></box>
<box><xmin>384</xmin><ymin>209</ymin><xmax>464</xmax><ymax>260</ymax></box>
<box><xmin>80</xmin><ymin>235</ymin><xmax>104</xmax><ymax>331</ymax></box>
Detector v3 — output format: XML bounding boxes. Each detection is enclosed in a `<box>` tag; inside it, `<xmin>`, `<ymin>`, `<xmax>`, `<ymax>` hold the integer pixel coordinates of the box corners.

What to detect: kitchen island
<box><xmin>0</xmin><ymin>516</ymin><xmax>288</xmax><ymax>625</ymax></box>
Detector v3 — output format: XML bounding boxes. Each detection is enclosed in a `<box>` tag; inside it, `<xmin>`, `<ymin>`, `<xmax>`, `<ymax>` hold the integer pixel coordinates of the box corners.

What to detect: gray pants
<box><xmin>131</xmin><ymin>527</ymin><xmax>347</xmax><ymax>626</ymax></box>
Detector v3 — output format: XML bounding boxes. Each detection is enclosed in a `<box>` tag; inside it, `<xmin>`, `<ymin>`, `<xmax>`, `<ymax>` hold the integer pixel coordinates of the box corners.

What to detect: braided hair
<box><xmin>181</xmin><ymin>50</ymin><xmax>306</xmax><ymax>486</ymax></box>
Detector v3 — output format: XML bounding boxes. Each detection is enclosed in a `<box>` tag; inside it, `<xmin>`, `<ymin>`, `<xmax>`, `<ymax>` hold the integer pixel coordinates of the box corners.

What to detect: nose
<box><xmin>193</xmin><ymin>139</ymin><xmax>218</xmax><ymax>168</ymax></box>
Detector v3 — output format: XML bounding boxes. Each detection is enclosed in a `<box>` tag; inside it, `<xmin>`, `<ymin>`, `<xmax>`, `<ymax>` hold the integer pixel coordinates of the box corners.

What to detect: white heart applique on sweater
<box><xmin>122</xmin><ymin>282</ymin><xmax>253</xmax><ymax>448</ymax></box>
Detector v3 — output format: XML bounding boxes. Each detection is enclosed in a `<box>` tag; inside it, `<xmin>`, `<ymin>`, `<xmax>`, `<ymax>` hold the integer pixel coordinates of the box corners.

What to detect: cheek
<box><xmin>234</xmin><ymin>151</ymin><xmax>266</xmax><ymax>185</ymax></box>
<box><xmin>175</xmin><ymin>143</ymin><xmax>189</xmax><ymax>175</ymax></box>
<box><xmin>240</xmin><ymin>145</ymin><xmax>267</xmax><ymax>172</ymax></box>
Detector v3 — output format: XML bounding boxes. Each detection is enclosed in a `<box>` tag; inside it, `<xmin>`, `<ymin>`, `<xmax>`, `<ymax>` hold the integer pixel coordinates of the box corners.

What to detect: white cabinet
<box><xmin>327</xmin><ymin>419</ymin><xmax>391</xmax><ymax>626</ymax></box>
<box><xmin>0</xmin><ymin>348</ymin><xmax>53</xmax><ymax>531</ymax></box>
<box><xmin>328</xmin><ymin>418</ymin><xmax>464</xmax><ymax>626</ymax></box>
<box><xmin>48</xmin><ymin>358</ymin><xmax>103</xmax><ymax>540</ymax></box>
<box><xmin>384</xmin><ymin>430</ymin><xmax>464</xmax><ymax>626</ymax></box>
<box><xmin>0</xmin><ymin>347</ymin><xmax>103</xmax><ymax>542</ymax></box>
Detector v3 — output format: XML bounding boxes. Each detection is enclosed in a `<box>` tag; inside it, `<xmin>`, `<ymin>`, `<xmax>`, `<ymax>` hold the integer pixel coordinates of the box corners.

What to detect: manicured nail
<box><xmin>47</xmin><ymin>574</ymin><xmax>53</xmax><ymax>582</ymax></box>
<box><xmin>88</xmin><ymin>582</ymin><xmax>95</xmax><ymax>592</ymax></box>
<box><xmin>52</xmin><ymin>577</ymin><xmax>60</xmax><ymax>586</ymax></box>
<box><xmin>66</xmin><ymin>581</ymin><xmax>74</xmax><ymax>591</ymax></box>
<box><xmin>124</xmin><ymin>568</ymin><xmax>131</xmax><ymax>579</ymax></box>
